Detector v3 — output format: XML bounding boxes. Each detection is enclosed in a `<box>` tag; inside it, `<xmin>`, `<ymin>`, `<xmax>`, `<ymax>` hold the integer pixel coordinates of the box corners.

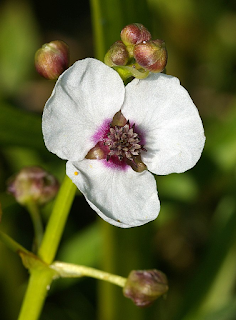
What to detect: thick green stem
<box><xmin>17</xmin><ymin>175</ymin><xmax>76</xmax><ymax>320</ymax></box>
<box><xmin>18</xmin><ymin>268</ymin><xmax>55</xmax><ymax>320</ymax></box>
<box><xmin>38</xmin><ymin>175</ymin><xmax>76</xmax><ymax>264</ymax></box>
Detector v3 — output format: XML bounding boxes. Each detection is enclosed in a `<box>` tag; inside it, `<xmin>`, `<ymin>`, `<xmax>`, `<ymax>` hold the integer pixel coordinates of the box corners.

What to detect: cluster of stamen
<box><xmin>104</xmin><ymin>121</ymin><xmax>146</xmax><ymax>164</ymax></box>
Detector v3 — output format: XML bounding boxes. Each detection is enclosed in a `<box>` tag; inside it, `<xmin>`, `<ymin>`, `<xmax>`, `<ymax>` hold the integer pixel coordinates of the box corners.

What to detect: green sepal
<box><xmin>19</xmin><ymin>250</ymin><xmax>48</xmax><ymax>271</ymax></box>
<box><xmin>113</xmin><ymin>65</ymin><xmax>149</xmax><ymax>81</ymax></box>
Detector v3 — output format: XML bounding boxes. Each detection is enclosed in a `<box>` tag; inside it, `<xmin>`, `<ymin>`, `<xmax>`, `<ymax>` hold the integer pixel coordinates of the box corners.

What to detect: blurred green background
<box><xmin>0</xmin><ymin>0</ymin><xmax>236</xmax><ymax>319</ymax></box>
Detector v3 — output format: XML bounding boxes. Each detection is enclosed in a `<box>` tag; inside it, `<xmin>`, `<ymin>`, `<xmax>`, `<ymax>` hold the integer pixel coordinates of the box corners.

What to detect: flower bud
<box><xmin>134</xmin><ymin>39</ymin><xmax>167</xmax><ymax>73</ymax></box>
<box><xmin>104</xmin><ymin>41</ymin><xmax>129</xmax><ymax>67</ymax></box>
<box><xmin>7</xmin><ymin>166</ymin><xmax>59</xmax><ymax>206</ymax></box>
<box><xmin>35</xmin><ymin>40</ymin><xmax>69</xmax><ymax>80</ymax></box>
<box><xmin>121</xmin><ymin>23</ymin><xmax>151</xmax><ymax>46</ymax></box>
<box><xmin>123</xmin><ymin>269</ymin><xmax>168</xmax><ymax>307</ymax></box>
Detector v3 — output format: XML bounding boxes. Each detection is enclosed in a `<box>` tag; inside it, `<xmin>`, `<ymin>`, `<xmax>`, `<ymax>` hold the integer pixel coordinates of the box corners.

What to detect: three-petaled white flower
<box><xmin>42</xmin><ymin>58</ymin><xmax>205</xmax><ymax>228</ymax></box>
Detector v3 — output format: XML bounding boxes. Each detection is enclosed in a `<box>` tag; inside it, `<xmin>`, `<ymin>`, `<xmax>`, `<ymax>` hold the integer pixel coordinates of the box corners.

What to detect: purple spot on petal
<box><xmin>92</xmin><ymin>119</ymin><xmax>111</xmax><ymax>143</ymax></box>
<box><xmin>102</xmin><ymin>156</ymin><xmax>129</xmax><ymax>171</ymax></box>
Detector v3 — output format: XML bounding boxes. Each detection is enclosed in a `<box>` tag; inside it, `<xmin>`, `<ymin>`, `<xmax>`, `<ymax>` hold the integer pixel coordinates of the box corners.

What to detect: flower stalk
<box><xmin>26</xmin><ymin>200</ymin><xmax>44</xmax><ymax>252</ymax></box>
<box><xmin>16</xmin><ymin>175</ymin><xmax>76</xmax><ymax>320</ymax></box>
<box><xmin>0</xmin><ymin>230</ymin><xmax>31</xmax><ymax>256</ymax></box>
<box><xmin>18</xmin><ymin>268</ymin><xmax>55</xmax><ymax>320</ymax></box>
<box><xmin>51</xmin><ymin>261</ymin><xmax>127</xmax><ymax>287</ymax></box>
<box><xmin>113</xmin><ymin>65</ymin><xmax>149</xmax><ymax>80</ymax></box>
<box><xmin>38</xmin><ymin>175</ymin><xmax>76</xmax><ymax>264</ymax></box>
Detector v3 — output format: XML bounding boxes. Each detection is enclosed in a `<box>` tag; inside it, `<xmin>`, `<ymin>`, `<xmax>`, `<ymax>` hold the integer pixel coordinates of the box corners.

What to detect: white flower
<box><xmin>42</xmin><ymin>58</ymin><xmax>205</xmax><ymax>228</ymax></box>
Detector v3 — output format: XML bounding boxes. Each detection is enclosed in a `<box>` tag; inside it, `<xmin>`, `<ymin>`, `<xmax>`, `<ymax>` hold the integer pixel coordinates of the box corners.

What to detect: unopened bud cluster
<box><xmin>104</xmin><ymin>41</ymin><xmax>129</xmax><ymax>67</ymax></box>
<box><xmin>104</xmin><ymin>23</ymin><xmax>167</xmax><ymax>75</ymax></box>
<box><xmin>7</xmin><ymin>166</ymin><xmax>59</xmax><ymax>206</ymax></box>
<box><xmin>123</xmin><ymin>269</ymin><xmax>168</xmax><ymax>307</ymax></box>
<box><xmin>35</xmin><ymin>40</ymin><xmax>69</xmax><ymax>80</ymax></box>
<box><xmin>121</xmin><ymin>23</ymin><xmax>151</xmax><ymax>47</ymax></box>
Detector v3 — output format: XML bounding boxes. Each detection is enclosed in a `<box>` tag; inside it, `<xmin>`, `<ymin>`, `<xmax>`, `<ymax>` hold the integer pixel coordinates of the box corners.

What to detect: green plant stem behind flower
<box><xmin>26</xmin><ymin>200</ymin><xmax>44</xmax><ymax>252</ymax></box>
<box><xmin>90</xmin><ymin>0</ymin><xmax>105</xmax><ymax>61</ymax></box>
<box><xmin>17</xmin><ymin>175</ymin><xmax>76</xmax><ymax>320</ymax></box>
<box><xmin>18</xmin><ymin>267</ymin><xmax>55</xmax><ymax>320</ymax></box>
<box><xmin>0</xmin><ymin>230</ymin><xmax>31</xmax><ymax>256</ymax></box>
<box><xmin>38</xmin><ymin>175</ymin><xmax>76</xmax><ymax>264</ymax></box>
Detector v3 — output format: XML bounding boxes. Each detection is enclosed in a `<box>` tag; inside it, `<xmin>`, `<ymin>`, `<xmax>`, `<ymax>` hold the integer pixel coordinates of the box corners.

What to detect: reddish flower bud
<box><xmin>7</xmin><ymin>166</ymin><xmax>59</xmax><ymax>206</ymax></box>
<box><xmin>123</xmin><ymin>269</ymin><xmax>168</xmax><ymax>307</ymax></box>
<box><xmin>134</xmin><ymin>39</ymin><xmax>168</xmax><ymax>73</ymax></box>
<box><xmin>35</xmin><ymin>40</ymin><xmax>69</xmax><ymax>80</ymax></box>
<box><xmin>121</xmin><ymin>23</ymin><xmax>151</xmax><ymax>46</ymax></box>
<box><xmin>104</xmin><ymin>41</ymin><xmax>129</xmax><ymax>67</ymax></box>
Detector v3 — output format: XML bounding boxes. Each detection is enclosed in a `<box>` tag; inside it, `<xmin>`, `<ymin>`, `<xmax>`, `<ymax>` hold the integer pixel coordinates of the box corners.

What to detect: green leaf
<box><xmin>184</xmin><ymin>299</ymin><xmax>236</xmax><ymax>320</ymax></box>
<box><xmin>0</xmin><ymin>1</ymin><xmax>40</xmax><ymax>95</ymax></box>
<box><xmin>157</xmin><ymin>172</ymin><xmax>199</xmax><ymax>202</ymax></box>
<box><xmin>0</xmin><ymin>102</ymin><xmax>45</xmax><ymax>151</ymax></box>
<box><xmin>175</xmin><ymin>196</ymin><xmax>236</xmax><ymax>320</ymax></box>
<box><xmin>58</xmin><ymin>224</ymin><xmax>101</xmax><ymax>267</ymax></box>
<box><xmin>203</xmin><ymin>300</ymin><xmax>236</xmax><ymax>320</ymax></box>
<box><xmin>205</xmin><ymin>99</ymin><xmax>236</xmax><ymax>171</ymax></box>
<box><xmin>0</xmin><ymin>202</ymin><xmax>2</xmax><ymax>223</ymax></box>
<box><xmin>0</xmin><ymin>230</ymin><xmax>31</xmax><ymax>256</ymax></box>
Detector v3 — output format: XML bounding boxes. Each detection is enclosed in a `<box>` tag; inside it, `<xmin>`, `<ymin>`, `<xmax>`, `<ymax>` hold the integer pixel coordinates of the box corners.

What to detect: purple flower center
<box><xmin>104</xmin><ymin>122</ymin><xmax>146</xmax><ymax>163</ymax></box>
<box><xmin>90</xmin><ymin>116</ymin><xmax>146</xmax><ymax>170</ymax></box>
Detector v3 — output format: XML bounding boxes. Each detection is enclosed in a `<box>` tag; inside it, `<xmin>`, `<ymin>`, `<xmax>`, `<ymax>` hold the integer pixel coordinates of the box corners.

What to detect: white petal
<box><xmin>66</xmin><ymin>160</ymin><xmax>160</xmax><ymax>228</ymax></box>
<box><xmin>122</xmin><ymin>73</ymin><xmax>205</xmax><ymax>175</ymax></box>
<box><xmin>42</xmin><ymin>58</ymin><xmax>125</xmax><ymax>161</ymax></box>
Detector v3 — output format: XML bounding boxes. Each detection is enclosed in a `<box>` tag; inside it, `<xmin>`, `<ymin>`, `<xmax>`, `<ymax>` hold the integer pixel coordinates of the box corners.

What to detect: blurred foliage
<box><xmin>0</xmin><ymin>1</ymin><xmax>39</xmax><ymax>96</ymax></box>
<box><xmin>0</xmin><ymin>0</ymin><xmax>236</xmax><ymax>319</ymax></box>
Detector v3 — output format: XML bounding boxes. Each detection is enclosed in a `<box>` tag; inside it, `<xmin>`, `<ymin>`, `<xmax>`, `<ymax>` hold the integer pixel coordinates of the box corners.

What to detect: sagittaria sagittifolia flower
<box><xmin>42</xmin><ymin>58</ymin><xmax>205</xmax><ymax>228</ymax></box>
